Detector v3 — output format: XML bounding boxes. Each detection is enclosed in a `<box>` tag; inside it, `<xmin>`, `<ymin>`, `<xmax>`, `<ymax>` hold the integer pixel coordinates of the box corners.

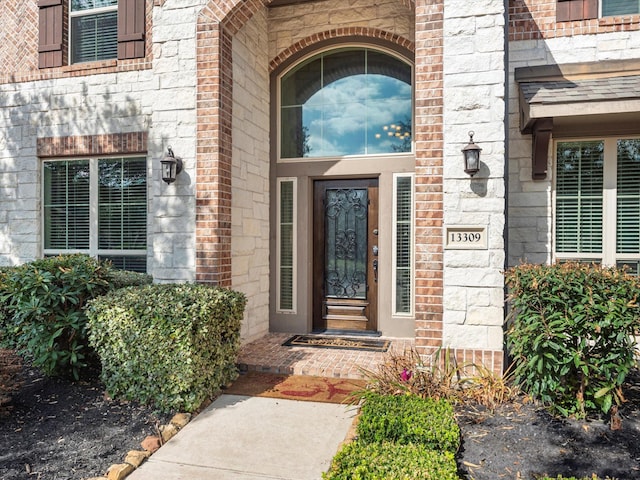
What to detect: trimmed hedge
<box><xmin>322</xmin><ymin>442</ymin><xmax>459</xmax><ymax>480</ymax></box>
<box><xmin>86</xmin><ymin>283</ymin><xmax>246</xmax><ymax>413</ymax></box>
<box><xmin>506</xmin><ymin>262</ymin><xmax>640</xmax><ymax>418</ymax></box>
<box><xmin>357</xmin><ymin>392</ymin><xmax>460</xmax><ymax>453</ymax></box>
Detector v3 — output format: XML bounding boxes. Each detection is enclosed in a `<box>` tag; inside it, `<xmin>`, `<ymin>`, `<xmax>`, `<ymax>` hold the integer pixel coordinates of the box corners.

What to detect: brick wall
<box><xmin>509</xmin><ymin>0</ymin><xmax>640</xmax><ymax>41</ymax></box>
<box><xmin>0</xmin><ymin>0</ymin><xmax>154</xmax><ymax>86</ymax></box>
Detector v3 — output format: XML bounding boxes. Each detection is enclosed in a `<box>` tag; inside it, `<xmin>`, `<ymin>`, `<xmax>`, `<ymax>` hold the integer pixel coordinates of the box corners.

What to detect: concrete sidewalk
<box><xmin>126</xmin><ymin>394</ymin><xmax>357</xmax><ymax>479</ymax></box>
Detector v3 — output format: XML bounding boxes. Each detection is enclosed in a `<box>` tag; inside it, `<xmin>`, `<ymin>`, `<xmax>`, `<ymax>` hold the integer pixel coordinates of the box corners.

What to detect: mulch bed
<box><xmin>2</xmin><ymin>348</ymin><xmax>640</xmax><ymax>480</ymax></box>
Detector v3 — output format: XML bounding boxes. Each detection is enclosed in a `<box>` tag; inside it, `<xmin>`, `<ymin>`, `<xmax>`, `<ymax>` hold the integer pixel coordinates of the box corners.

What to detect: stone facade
<box><xmin>5</xmin><ymin>0</ymin><xmax>635</xmax><ymax>371</ymax></box>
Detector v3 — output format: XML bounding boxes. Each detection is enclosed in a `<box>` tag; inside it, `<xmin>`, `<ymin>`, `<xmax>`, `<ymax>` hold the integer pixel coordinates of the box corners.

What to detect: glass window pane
<box><xmin>395</xmin><ymin>176</ymin><xmax>412</xmax><ymax>314</ymax></box>
<box><xmin>44</xmin><ymin>161</ymin><xmax>90</xmax><ymax>250</ymax></box>
<box><xmin>98</xmin><ymin>157</ymin><xmax>147</xmax><ymax>250</ymax></box>
<box><xmin>100</xmin><ymin>255</ymin><xmax>147</xmax><ymax>273</ymax></box>
<box><xmin>71</xmin><ymin>0</ymin><xmax>117</xmax><ymax>12</ymax></box>
<box><xmin>324</xmin><ymin>188</ymin><xmax>368</xmax><ymax>299</ymax></box>
<box><xmin>71</xmin><ymin>11</ymin><xmax>117</xmax><ymax>63</ymax></box>
<box><xmin>617</xmin><ymin>139</ymin><xmax>640</xmax><ymax>254</ymax></box>
<box><xmin>279</xmin><ymin>180</ymin><xmax>295</xmax><ymax>311</ymax></box>
<box><xmin>556</xmin><ymin>141</ymin><xmax>604</xmax><ymax>254</ymax></box>
<box><xmin>280</xmin><ymin>48</ymin><xmax>412</xmax><ymax>158</ymax></box>
<box><xmin>602</xmin><ymin>0</ymin><xmax>640</xmax><ymax>16</ymax></box>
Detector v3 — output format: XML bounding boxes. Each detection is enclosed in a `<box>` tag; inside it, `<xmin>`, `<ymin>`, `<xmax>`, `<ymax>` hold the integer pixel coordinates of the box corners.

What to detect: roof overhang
<box><xmin>516</xmin><ymin>59</ymin><xmax>640</xmax><ymax>180</ymax></box>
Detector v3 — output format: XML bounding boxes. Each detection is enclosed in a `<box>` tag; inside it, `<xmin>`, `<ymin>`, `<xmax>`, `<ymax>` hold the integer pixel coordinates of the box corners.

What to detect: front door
<box><xmin>313</xmin><ymin>179</ymin><xmax>379</xmax><ymax>332</ymax></box>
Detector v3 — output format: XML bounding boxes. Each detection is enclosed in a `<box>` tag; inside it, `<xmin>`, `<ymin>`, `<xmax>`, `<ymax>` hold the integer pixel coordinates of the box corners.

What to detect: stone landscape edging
<box><xmin>82</xmin><ymin>412</ymin><xmax>192</xmax><ymax>480</ymax></box>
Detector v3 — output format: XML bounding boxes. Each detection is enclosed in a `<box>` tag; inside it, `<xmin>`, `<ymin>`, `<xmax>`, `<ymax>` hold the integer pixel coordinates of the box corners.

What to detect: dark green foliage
<box><xmin>357</xmin><ymin>392</ymin><xmax>460</xmax><ymax>453</ymax></box>
<box><xmin>105</xmin><ymin>269</ymin><xmax>153</xmax><ymax>289</ymax></box>
<box><xmin>506</xmin><ymin>262</ymin><xmax>640</xmax><ymax>418</ymax></box>
<box><xmin>322</xmin><ymin>442</ymin><xmax>460</xmax><ymax>480</ymax></box>
<box><xmin>86</xmin><ymin>283</ymin><xmax>246</xmax><ymax>413</ymax></box>
<box><xmin>0</xmin><ymin>255</ymin><xmax>111</xmax><ymax>379</ymax></box>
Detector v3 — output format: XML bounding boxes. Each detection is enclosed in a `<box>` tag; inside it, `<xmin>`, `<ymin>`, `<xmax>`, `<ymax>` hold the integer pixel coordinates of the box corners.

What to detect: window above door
<box><xmin>279</xmin><ymin>47</ymin><xmax>413</xmax><ymax>160</ymax></box>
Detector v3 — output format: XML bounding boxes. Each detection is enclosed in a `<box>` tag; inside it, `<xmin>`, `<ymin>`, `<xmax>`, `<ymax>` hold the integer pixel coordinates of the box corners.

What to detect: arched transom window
<box><xmin>280</xmin><ymin>47</ymin><xmax>413</xmax><ymax>159</ymax></box>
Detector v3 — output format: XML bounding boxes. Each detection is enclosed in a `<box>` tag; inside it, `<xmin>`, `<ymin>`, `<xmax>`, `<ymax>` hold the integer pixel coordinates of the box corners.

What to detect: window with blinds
<box><xmin>277</xmin><ymin>179</ymin><xmax>296</xmax><ymax>312</ymax></box>
<box><xmin>555</xmin><ymin>138</ymin><xmax>640</xmax><ymax>271</ymax></box>
<box><xmin>555</xmin><ymin>141</ymin><xmax>604</xmax><ymax>256</ymax></box>
<box><xmin>602</xmin><ymin>0</ymin><xmax>640</xmax><ymax>16</ymax></box>
<box><xmin>70</xmin><ymin>0</ymin><xmax>118</xmax><ymax>64</ymax></box>
<box><xmin>616</xmin><ymin>139</ymin><xmax>640</xmax><ymax>270</ymax></box>
<box><xmin>43</xmin><ymin>157</ymin><xmax>147</xmax><ymax>272</ymax></box>
<box><xmin>394</xmin><ymin>174</ymin><xmax>413</xmax><ymax>315</ymax></box>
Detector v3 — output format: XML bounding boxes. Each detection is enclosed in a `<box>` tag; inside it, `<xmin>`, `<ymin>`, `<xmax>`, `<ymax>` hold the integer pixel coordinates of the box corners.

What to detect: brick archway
<box><xmin>195</xmin><ymin>0</ymin><xmax>419</xmax><ymax>286</ymax></box>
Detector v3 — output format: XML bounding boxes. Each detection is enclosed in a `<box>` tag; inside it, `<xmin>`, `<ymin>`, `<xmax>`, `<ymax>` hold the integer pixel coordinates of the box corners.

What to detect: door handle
<box><xmin>372</xmin><ymin>259</ymin><xmax>378</xmax><ymax>282</ymax></box>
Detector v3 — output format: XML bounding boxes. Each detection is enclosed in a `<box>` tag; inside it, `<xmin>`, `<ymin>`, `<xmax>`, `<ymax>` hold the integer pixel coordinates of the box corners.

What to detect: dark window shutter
<box><xmin>557</xmin><ymin>0</ymin><xmax>598</xmax><ymax>21</ymax></box>
<box><xmin>584</xmin><ymin>0</ymin><xmax>598</xmax><ymax>19</ymax></box>
<box><xmin>38</xmin><ymin>0</ymin><xmax>63</xmax><ymax>68</ymax></box>
<box><xmin>118</xmin><ymin>0</ymin><xmax>145</xmax><ymax>59</ymax></box>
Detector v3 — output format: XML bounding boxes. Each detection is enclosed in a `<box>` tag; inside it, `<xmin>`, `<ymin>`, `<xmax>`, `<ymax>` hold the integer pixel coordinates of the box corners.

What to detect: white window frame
<box><xmin>69</xmin><ymin>1</ymin><xmax>118</xmax><ymax>64</ymax></box>
<box><xmin>276</xmin><ymin>177</ymin><xmax>297</xmax><ymax>313</ymax></box>
<box><xmin>42</xmin><ymin>156</ymin><xmax>148</xmax><ymax>265</ymax></box>
<box><xmin>553</xmin><ymin>136</ymin><xmax>640</xmax><ymax>267</ymax></box>
<box><xmin>392</xmin><ymin>173</ymin><xmax>414</xmax><ymax>316</ymax></box>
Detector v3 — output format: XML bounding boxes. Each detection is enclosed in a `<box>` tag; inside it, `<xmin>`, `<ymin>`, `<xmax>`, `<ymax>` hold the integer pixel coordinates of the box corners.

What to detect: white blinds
<box><xmin>602</xmin><ymin>0</ymin><xmax>640</xmax><ymax>16</ymax></box>
<box><xmin>279</xmin><ymin>180</ymin><xmax>294</xmax><ymax>311</ymax></box>
<box><xmin>44</xmin><ymin>160</ymin><xmax>90</xmax><ymax>249</ymax></box>
<box><xmin>70</xmin><ymin>0</ymin><xmax>118</xmax><ymax>64</ymax></box>
<box><xmin>556</xmin><ymin>141</ymin><xmax>604</xmax><ymax>254</ymax></box>
<box><xmin>98</xmin><ymin>158</ymin><xmax>147</xmax><ymax>250</ymax></box>
<box><xmin>43</xmin><ymin>157</ymin><xmax>147</xmax><ymax>273</ymax></box>
<box><xmin>616</xmin><ymin>139</ymin><xmax>640</xmax><ymax>255</ymax></box>
<box><xmin>395</xmin><ymin>175</ymin><xmax>412</xmax><ymax>315</ymax></box>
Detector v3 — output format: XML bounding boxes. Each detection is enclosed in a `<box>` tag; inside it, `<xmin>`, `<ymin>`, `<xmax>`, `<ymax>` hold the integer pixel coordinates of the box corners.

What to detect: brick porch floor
<box><xmin>236</xmin><ymin>332</ymin><xmax>415</xmax><ymax>380</ymax></box>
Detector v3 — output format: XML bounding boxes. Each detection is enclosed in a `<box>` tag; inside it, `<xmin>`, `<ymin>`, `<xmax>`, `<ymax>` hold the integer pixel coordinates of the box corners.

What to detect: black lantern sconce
<box><xmin>461</xmin><ymin>131</ymin><xmax>482</xmax><ymax>177</ymax></box>
<box><xmin>160</xmin><ymin>146</ymin><xmax>183</xmax><ymax>184</ymax></box>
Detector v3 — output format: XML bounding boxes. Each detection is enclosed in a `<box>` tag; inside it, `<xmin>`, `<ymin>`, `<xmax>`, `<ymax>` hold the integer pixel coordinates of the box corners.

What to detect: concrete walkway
<box><xmin>127</xmin><ymin>394</ymin><xmax>357</xmax><ymax>480</ymax></box>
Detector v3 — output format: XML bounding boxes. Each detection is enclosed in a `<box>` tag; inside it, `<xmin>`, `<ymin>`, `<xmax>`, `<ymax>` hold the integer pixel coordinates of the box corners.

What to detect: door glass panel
<box><xmin>324</xmin><ymin>188</ymin><xmax>368</xmax><ymax>299</ymax></box>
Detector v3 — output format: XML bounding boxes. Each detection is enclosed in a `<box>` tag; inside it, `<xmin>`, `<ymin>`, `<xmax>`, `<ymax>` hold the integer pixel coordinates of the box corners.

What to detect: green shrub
<box><xmin>105</xmin><ymin>269</ymin><xmax>153</xmax><ymax>289</ymax></box>
<box><xmin>356</xmin><ymin>393</ymin><xmax>460</xmax><ymax>453</ymax></box>
<box><xmin>0</xmin><ymin>255</ymin><xmax>111</xmax><ymax>378</ymax></box>
<box><xmin>322</xmin><ymin>442</ymin><xmax>460</xmax><ymax>480</ymax></box>
<box><xmin>506</xmin><ymin>262</ymin><xmax>640</xmax><ymax>418</ymax></box>
<box><xmin>86</xmin><ymin>283</ymin><xmax>246</xmax><ymax>413</ymax></box>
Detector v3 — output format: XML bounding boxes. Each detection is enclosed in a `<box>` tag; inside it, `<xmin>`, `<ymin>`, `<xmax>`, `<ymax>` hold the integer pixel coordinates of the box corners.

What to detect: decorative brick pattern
<box><xmin>269</xmin><ymin>27</ymin><xmax>415</xmax><ymax>73</ymax></box>
<box><xmin>413</xmin><ymin>0</ymin><xmax>445</xmax><ymax>361</ymax></box>
<box><xmin>37</xmin><ymin>132</ymin><xmax>148</xmax><ymax>158</ymax></box>
<box><xmin>0</xmin><ymin>0</ymin><xmax>154</xmax><ymax>86</ymax></box>
<box><xmin>509</xmin><ymin>0</ymin><xmax>640</xmax><ymax>41</ymax></box>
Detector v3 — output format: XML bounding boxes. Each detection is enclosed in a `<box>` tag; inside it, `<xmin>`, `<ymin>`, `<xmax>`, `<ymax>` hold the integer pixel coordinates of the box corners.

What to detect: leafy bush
<box><xmin>86</xmin><ymin>283</ymin><xmax>246</xmax><ymax>413</ymax></box>
<box><xmin>105</xmin><ymin>269</ymin><xmax>152</xmax><ymax>289</ymax></box>
<box><xmin>0</xmin><ymin>255</ymin><xmax>112</xmax><ymax>378</ymax></box>
<box><xmin>323</xmin><ymin>442</ymin><xmax>460</xmax><ymax>480</ymax></box>
<box><xmin>506</xmin><ymin>262</ymin><xmax>640</xmax><ymax>418</ymax></box>
<box><xmin>356</xmin><ymin>392</ymin><xmax>460</xmax><ymax>453</ymax></box>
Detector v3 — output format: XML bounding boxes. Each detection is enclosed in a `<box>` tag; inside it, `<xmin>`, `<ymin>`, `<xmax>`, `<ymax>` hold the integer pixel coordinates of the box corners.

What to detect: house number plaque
<box><xmin>445</xmin><ymin>226</ymin><xmax>487</xmax><ymax>250</ymax></box>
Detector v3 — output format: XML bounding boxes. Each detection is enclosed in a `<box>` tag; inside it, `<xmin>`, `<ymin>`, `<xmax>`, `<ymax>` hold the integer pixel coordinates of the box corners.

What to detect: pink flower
<box><xmin>401</xmin><ymin>368</ymin><xmax>413</xmax><ymax>382</ymax></box>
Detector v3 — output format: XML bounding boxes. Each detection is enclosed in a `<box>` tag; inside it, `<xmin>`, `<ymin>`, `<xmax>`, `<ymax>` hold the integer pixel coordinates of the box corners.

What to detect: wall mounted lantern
<box><xmin>160</xmin><ymin>146</ymin><xmax>183</xmax><ymax>184</ymax></box>
<box><xmin>461</xmin><ymin>131</ymin><xmax>482</xmax><ymax>177</ymax></box>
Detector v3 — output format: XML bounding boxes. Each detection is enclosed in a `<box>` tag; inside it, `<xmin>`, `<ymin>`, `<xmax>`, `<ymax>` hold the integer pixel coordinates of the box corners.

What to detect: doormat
<box><xmin>224</xmin><ymin>371</ymin><xmax>366</xmax><ymax>404</ymax></box>
<box><xmin>282</xmin><ymin>334</ymin><xmax>390</xmax><ymax>353</ymax></box>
